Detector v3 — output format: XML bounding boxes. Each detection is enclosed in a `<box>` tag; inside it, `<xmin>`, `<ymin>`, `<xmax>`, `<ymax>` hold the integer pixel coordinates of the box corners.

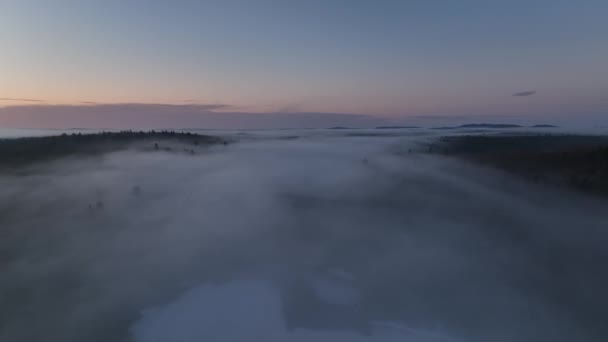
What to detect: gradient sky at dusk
<box><xmin>1</xmin><ymin>0</ymin><xmax>607</xmax><ymax>128</ymax></box>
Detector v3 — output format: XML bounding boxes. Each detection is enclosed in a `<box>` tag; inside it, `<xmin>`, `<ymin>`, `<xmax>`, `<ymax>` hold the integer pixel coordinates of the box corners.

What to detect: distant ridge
<box><xmin>532</xmin><ymin>124</ymin><xmax>558</xmax><ymax>128</ymax></box>
<box><xmin>432</xmin><ymin>123</ymin><xmax>557</xmax><ymax>130</ymax></box>
<box><xmin>432</xmin><ymin>123</ymin><xmax>521</xmax><ymax>130</ymax></box>
<box><xmin>457</xmin><ymin>123</ymin><xmax>522</xmax><ymax>128</ymax></box>
<box><xmin>375</xmin><ymin>126</ymin><xmax>420</xmax><ymax>129</ymax></box>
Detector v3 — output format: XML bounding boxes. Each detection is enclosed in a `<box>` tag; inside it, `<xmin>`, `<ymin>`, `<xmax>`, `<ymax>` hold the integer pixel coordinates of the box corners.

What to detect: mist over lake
<box><xmin>1</xmin><ymin>128</ymin><xmax>607</xmax><ymax>342</ymax></box>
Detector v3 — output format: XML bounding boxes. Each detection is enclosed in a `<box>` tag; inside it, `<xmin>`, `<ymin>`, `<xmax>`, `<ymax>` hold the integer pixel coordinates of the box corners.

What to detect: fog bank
<box><xmin>1</xmin><ymin>129</ymin><xmax>607</xmax><ymax>342</ymax></box>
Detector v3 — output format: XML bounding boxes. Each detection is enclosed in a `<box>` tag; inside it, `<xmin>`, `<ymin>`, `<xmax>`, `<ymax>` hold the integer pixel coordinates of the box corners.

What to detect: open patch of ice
<box><xmin>131</xmin><ymin>280</ymin><xmax>460</xmax><ymax>342</ymax></box>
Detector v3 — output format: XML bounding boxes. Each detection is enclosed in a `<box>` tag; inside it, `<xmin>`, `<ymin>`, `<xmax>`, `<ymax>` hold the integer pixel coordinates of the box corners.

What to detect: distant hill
<box><xmin>532</xmin><ymin>124</ymin><xmax>558</xmax><ymax>128</ymax></box>
<box><xmin>432</xmin><ymin>126</ymin><xmax>458</xmax><ymax>130</ymax></box>
<box><xmin>375</xmin><ymin>126</ymin><xmax>420</xmax><ymax>129</ymax></box>
<box><xmin>458</xmin><ymin>123</ymin><xmax>522</xmax><ymax>128</ymax></box>
<box><xmin>432</xmin><ymin>123</ymin><xmax>522</xmax><ymax>130</ymax></box>
<box><xmin>432</xmin><ymin>123</ymin><xmax>559</xmax><ymax>130</ymax></box>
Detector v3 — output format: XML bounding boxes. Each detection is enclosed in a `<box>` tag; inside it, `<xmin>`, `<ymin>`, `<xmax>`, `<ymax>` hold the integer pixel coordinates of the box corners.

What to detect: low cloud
<box><xmin>0</xmin><ymin>97</ymin><xmax>45</xmax><ymax>103</ymax></box>
<box><xmin>0</xmin><ymin>103</ymin><xmax>380</xmax><ymax>129</ymax></box>
<box><xmin>512</xmin><ymin>90</ymin><xmax>536</xmax><ymax>97</ymax></box>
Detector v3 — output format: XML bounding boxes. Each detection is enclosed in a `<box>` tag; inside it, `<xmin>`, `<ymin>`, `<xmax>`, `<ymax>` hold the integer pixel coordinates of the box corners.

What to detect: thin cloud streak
<box><xmin>0</xmin><ymin>97</ymin><xmax>46</xmax><ymax>103</ymax></box>
<box><xmin>513</xmin><ymin>91</ymin><xmax>537</xmax><ymax>97</ymax></box>
<box><xmin>0</xmin><ymin>103</ymin><xmax>381</xmax><ymax>129</ymax></box>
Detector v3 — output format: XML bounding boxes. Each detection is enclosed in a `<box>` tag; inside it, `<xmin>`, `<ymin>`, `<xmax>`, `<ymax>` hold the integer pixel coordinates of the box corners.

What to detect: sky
<box><xmin>1</xmin><ymin>0</ymin><xmax>607</xmax><ymax>128</ymax></box>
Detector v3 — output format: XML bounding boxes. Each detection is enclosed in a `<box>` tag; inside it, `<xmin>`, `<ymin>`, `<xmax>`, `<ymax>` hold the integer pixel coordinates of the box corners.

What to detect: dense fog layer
<box><xmin>1</xmin><ymin>129</ymin><xmax>607</xmax><ymax>342</ymax></box>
